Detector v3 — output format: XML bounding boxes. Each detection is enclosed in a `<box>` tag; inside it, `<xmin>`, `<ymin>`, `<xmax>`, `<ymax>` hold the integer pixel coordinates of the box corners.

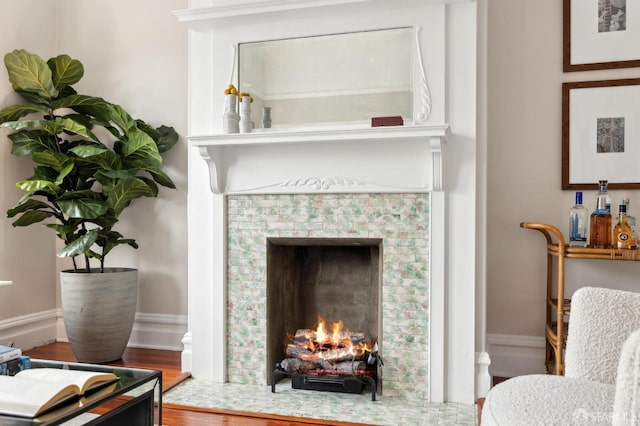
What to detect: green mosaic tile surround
<box><xmin>226</xmin><ymin>193</ymin><xmax>430</xmax><ymax>400</ymax></box>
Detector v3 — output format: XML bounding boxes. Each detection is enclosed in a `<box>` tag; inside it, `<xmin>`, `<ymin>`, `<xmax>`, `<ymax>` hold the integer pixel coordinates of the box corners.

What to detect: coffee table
<box><xmin>0</xmin><ymin>359</ymin><xmax>162</xmax><ymax>425</ymax></box>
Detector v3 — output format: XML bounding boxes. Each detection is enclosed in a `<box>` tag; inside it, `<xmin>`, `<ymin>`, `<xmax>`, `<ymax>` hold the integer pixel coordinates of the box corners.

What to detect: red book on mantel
<box><xmin>371</xmin><ymin>116</ymin><xmax>404</xmax><ymax>127</ymax></box>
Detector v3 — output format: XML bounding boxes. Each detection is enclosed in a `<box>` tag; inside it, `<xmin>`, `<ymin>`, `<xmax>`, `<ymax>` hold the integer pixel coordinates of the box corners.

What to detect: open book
<box><xmin>0</xmin><ymin>368</ymin><xmax>118</xmax><ymax>418</ymax></box>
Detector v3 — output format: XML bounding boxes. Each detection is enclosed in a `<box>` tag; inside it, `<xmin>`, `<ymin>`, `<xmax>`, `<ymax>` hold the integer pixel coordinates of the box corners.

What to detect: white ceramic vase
<box><xmin>239</xmin><ymin>95</ymin><xmax>253</xmax><ymax>133</ymax></box>
<box><xmin>223</xmin><ymin>94</ymin><xmax>240</xmax><ymax>133</ymax></box>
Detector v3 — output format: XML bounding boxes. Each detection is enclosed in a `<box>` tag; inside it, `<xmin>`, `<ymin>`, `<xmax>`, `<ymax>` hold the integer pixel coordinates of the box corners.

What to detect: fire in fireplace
<box><xmin>272</xmin><ymin>318</ymin><xmax>382</xmax><ymax>400</ymax></box>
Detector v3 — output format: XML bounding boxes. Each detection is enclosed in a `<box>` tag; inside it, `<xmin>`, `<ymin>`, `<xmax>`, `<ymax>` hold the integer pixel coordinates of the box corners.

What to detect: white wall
<box><xmin>0</xmin><ymin>1</ymin><xmax>58</xmax><ymax>346</ymax></box>
<box><xmin>0</xmin><ymin>0</ymin><xmax>188</xmax><ymax>350</ymax></box>
<box><xmin>55</xmin><ymin>0</ymin><xmax>188</xmax><ymax>317</ymax></box>
<box><xmin>486</xmin><ymin>0</ymin><xmax>640</xmax><ymax>377</ymax></box>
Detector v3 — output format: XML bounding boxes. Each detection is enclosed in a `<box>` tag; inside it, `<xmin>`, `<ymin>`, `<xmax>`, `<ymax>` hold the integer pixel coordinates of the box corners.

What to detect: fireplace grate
<box><xmin>272</xmin><ymin>367</ymin><xmax>378</xmax><ymax>401</ymax></box>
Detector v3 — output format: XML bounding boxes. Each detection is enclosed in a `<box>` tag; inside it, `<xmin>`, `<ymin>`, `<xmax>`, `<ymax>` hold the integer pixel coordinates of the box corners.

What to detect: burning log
<box><xmin>332</xmin><ymin>360</ymin><xmax>367</xmax><ymax>375</ymax></box>
<box><xmin>279</xmin><ymin>358</ymin><xmax>316</xmax><ymax>373</ymax></box>
<box><xmin>279</xmin><ymin>358</ymin><xmax>368</xmax><ymax>375</ymax></box>
<box><xmin>293</xmin><ymin>328</ymin><xmax>365</xmax><ymax>348</ymax></box>
<box><xmin>286</xmin><ymin>344</ymin><xmax>361</xmax><ymax>363</ymax></box>
<box><xmin>285</xmin><ymin>344</ymin><xmax>313</xmax><ymax>359</ymax></box>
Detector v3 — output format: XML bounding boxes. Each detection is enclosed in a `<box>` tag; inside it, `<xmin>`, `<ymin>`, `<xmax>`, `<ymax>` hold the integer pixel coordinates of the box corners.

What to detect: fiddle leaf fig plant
<box><xmin>0</xmin><ymin>49</ymin><xmax>178</xmax><ymax>273</ymax></box>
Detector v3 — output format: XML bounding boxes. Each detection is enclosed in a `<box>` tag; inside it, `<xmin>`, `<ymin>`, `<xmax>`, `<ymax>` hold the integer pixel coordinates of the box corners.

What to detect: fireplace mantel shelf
<box><xmin>188</xmin><ymin>124</ymin><xmax>449</xmax><ymax>147</ymax></box>
<box><xmin>189</xmin><ymin>124</ymin><xmax>449</xmax><ymax>194</ymax></box>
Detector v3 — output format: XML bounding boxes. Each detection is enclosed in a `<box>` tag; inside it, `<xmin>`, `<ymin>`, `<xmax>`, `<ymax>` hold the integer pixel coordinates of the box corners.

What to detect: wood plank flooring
<box><xmin>23</xmin><ymin>343</ymin><xmax>369</xmax><ymax>426</ymax></box>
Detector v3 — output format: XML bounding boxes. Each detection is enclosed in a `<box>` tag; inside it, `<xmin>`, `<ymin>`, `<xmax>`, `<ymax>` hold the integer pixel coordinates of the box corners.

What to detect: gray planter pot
<box><xmin>60</xmin><ymin>268</ymin><xmax>138</xmax><ymax>363</ymax></box>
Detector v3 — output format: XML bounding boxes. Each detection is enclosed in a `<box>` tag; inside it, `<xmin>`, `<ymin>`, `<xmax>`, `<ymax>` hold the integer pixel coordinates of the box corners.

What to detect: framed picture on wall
<box><xmin>562</xmin><ymin>78</ymin><xmax>640</xmax><ymax>190</ymax></box>
<box><xmin>563</xmin><ymin>0</ymin><xmax>640</xmax><ymax>71</ymax></box>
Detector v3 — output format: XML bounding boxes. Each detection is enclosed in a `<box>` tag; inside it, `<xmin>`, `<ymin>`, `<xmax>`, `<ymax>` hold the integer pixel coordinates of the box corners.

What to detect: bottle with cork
<box><xmin>589</xmin><ymin>180</ymin><xmax>612</xmax><ymax>248</ymax></box>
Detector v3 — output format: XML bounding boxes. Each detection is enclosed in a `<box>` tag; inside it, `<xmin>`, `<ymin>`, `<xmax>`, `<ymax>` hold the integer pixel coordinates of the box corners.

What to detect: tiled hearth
<box><xmin>226</xmin><ymin>193</ymin><xmax>430</xmax><ymax>400</ymax></box>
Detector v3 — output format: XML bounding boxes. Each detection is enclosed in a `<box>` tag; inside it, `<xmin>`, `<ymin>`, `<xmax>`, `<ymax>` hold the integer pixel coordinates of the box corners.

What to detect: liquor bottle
<box><xmin>569</xmin><ymin>191</ymin><xmax>589</xmax><ymax>247</ymax></box>
<box><xmin>614</xmin><ymin>204</ymin><xmax>635</xmax><ymax>249</ymax></box>
<box><xmin>622</xmin><ymin>198</ymin><xmax>637</xmax><ymax>246</ymax></box>
<box><xmin>598</xmin><ymin>180</ymin><xmax>612</xmax><ymax>214</ymax></box>
<box><xmin>590</xmin><ymin>181</ymin><xmax>612</xmax><ymax>248</ymax></box>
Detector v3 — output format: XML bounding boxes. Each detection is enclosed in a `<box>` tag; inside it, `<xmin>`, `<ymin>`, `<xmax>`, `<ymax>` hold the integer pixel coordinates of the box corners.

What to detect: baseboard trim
<box><xmin>486</xmin><ymin>333</ymin><xmax>547</xmax><ymax>378</ymax></box>
<box><xmin>128</xmin><ymin>312</ymin><xmax>188</xmax><ymax>351</ymax></box>
<box><xmin>46</xmin><ymin>309</ymin><xmax>187</xmax><ymax>352</ymax></box>
<box><xmin>0</xmin><ymin>309</ymin><xmax>57</xmax><ymax>349</ymax></box>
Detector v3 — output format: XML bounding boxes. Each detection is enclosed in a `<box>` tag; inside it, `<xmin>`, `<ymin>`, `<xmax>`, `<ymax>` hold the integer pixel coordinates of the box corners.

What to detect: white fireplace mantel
<box><xmin>189</xmin><ymin>125</ymin><xmax>449</xmax><ymax>194</ymax></box>
<box><xmin>177</xmin><ymin>0</ymin><xmax>482</xmax><ymax>405</ymax></box>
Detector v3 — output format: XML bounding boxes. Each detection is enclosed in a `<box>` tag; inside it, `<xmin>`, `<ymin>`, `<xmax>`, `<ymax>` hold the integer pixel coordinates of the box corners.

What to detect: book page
<box><xmin>0</xmin><ymin>375</ymin><xmax>78</xmax><ymax>417</ymax></box>
<box><xmin>16</xmin><ymin>368</ymin><xmax>117</xmax><ymax>394</ymax></box>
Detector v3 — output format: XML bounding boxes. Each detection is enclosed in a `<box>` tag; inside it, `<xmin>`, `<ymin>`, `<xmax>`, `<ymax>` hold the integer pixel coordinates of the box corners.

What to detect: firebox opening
<box><xmin>266</xmin><ymin>237</ymin><xmax>383</xmax><ymax>389</ymax></box>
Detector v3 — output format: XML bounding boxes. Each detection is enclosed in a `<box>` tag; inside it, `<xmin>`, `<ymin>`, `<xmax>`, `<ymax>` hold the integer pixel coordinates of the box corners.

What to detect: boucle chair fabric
<box><xmin>481</xmin><ymin>375</ymin><xmax>615</xmax><ymax>425</ymax></box>
<box><xmin>613</xmin><ymin>329</ymin><xmax>640</xmax><ymax>425</ymax></box>
<box><xmin>565</xmin><ymin>287</ymin><xmax>640</xmax><ymax>384</ymax></box>
<box><xmin>482</xmin><ymin>287</ymin><xmax>640</xmax><ymax>426</ymax></box>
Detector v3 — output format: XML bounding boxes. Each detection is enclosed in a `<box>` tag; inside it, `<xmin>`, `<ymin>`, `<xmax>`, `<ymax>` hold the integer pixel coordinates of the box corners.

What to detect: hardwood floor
<box><xmin>23</xmin><ymin>343</ymin><xmax>369</xmax><ymax>426</ymax></box>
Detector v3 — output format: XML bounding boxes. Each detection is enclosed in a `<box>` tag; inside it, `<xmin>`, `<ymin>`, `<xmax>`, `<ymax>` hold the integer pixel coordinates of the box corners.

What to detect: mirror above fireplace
<box><xmin>238</xmin><ymin>27</ymin><xmax>414</xmax><ymax>128</ymax></box>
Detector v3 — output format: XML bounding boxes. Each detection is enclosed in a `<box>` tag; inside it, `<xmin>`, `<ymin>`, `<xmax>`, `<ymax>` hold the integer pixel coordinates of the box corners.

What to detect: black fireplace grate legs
<box><xmin>271</xmin><ymin>365</ymin><xmax>377</xmax><ymax>401</ymax></box>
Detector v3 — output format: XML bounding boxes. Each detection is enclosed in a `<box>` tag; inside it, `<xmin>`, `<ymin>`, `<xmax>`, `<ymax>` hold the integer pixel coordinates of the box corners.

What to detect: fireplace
<box><xmin>177</xmin><ymin>0</ymin><xmax>482</xmax><ymax>404</ymax></box>
<box><xmin>266</xmin><ymin>238</ymin><xmax>382</xmax><ymax>379</ymax></box>
<box><xmin>266</xmin><ymin>237</ymin><xmax>382</xmax><ymax>397</ymax></box>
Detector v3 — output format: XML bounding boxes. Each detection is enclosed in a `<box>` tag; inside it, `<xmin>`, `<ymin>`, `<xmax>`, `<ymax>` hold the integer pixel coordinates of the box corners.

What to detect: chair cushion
<box><xmin>481</xmin><ymin>375</ymin><xmax>615</xmax><ymax>426</ymax></box>
<box><xmin>565</xmin><ymin>287</ymin><xmax>640</xmax><ymax>384</ymax></box>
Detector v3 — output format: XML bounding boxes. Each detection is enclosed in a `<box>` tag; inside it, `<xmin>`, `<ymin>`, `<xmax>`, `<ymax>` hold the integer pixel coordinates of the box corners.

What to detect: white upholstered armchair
<box><xmin>481</xmin><ymin>286</ymin><xmax>640</xmax><ymax>425</ymax></box>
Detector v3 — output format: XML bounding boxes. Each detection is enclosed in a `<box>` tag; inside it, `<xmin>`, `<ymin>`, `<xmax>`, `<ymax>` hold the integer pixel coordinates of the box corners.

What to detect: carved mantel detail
<box><xmin>189</xmin><ymin>125</ymin><xmax>449</xmax><ymax>194</ymax></box>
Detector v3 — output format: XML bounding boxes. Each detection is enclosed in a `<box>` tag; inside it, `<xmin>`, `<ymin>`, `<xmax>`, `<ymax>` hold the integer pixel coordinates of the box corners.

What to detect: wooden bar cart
<box><xmin>521</xmin><ymin>222</ymin><xmax>640</xmax><ymax>375</ymax></box>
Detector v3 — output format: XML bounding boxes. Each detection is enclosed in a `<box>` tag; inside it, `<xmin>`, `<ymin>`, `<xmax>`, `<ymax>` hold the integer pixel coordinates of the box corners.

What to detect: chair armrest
<box><xmin>613</xmin><ymin>328</ymin><xmax>640</xmax><ymax>425</ymax></box>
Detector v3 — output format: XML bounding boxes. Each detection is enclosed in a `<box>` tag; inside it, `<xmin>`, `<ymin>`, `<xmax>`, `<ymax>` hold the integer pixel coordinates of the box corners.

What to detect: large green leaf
<box><xmin>125</xmin><ymin>160</ymin><xmax>175</xmax><ymax>188</ymax></box>
<box><xmin>1</xmin><ymin>117</ymin><xmax>98</xmax><ymax>142</ymax></box>
<box><xmin>32</xmin><ymin>166</ymin><xmax>59</xmax><ymax>182</ymax></box>
<box><xmin>122</xmin><ymin>129</ymin><xmax>162</xmax><ymax>166</ymax></box>
<box><xmin>57</xmin><ymin>198</ymin><xmax>109</xmax><ymax>219</ymax></box>
<box><xmin>15</xmin><ymin>89</ymin><xmax>51</xmax><ymax>106</ymax></box>
<box><xmin>46</xmin><ymin>223</ymin><xmax>77</xmax><ymax>235</ymax></box>
<box><xmin>95</xmin><ymin>170</ymin><xmax>137</xmax><ymax>193</ymax></box>
<box><xmin>155</xmin><ymin>125</ymin><xmax>179</xmax><ymax>153</ymax></box>
<box><xmin>8</xmin><ymin>131</ymin><xmax>55</xmax><ymax>156</ymax></box>
<box><xmin>85</xmin><ymin>150</ymin><xmax>122</xmax><ymax>170</ymax></box>
<box><xmin>96</xmin><ymin>169</ymin><xmax>137</xmax><ymax>182</ymax></box>
<box><xmin>55</xmin><ymin>117</ymin><xmax>99</xmax><ymax>141</ymax></box>
<box><xmin>69</xmin><ymin>144</ymin><xmax>109</xmax><ymax>158</ymax></box>
<box><xmin>0</xmin><ymin>104</ymin><xmax>50</xmax><ymax>123</ymax></box>
<box><xmin>57</xmin><ymin>229</ymin><xmax>99</xmax><ymax>258</ymax></box>
<box><xmin>47</xmin><ymin>54</ymin><xmax>83</xmax><ymax>90</ymax></box>
<box><xmin>11</xmin><ymin>210</ymin><xmax>54</xmax><ymax>227</ymax></box>
<box><xmin>107</xmin><ymin>178</ymin><xmax>155</xmax><ymax>216</ymax></box>
<box><xmin>138</xmin><ymin>176</ymin><xmax>159</xmax><ymax>197</ymax></box>
<box><xmin>55</xmin><ymin>163</ymin><xmax>75</xmax><ymax>185</ymax></box>
<box><xmin>100</xmin><ymin>230</ymin><xmax>138</xmax><ymax>258</ymax></box>
<box><xmin>53</xmin><ymin>94</ymin><xmax>107</xmax><ymax>111</ymax></box>
<box><xmin>16</xmin><ymin>179</ymin><xmax>59</xmax><ymax>193</ymax></box>
<box><xmin>108</xmin><ymin>104</ymin><xmax>136</xmax><ymax>134</ymax></box>
<box><xmin>4</xmin><ymin>50</ymin><xmax>58</xmax><ymax>99</ymax></box>
<box><xmin>31</xmin><ymin>151</ymin><xmax>71</xmax><ymax>172</ymax></box>
<box><xmin>70</xmin><ymin>100</ymin><xmax>135</xmax><ymax>135</ymax></box>
<box><xmin>7</xmin><ymin>199</ymin><xmax>54</xmax><ymax>217</ymax></box>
